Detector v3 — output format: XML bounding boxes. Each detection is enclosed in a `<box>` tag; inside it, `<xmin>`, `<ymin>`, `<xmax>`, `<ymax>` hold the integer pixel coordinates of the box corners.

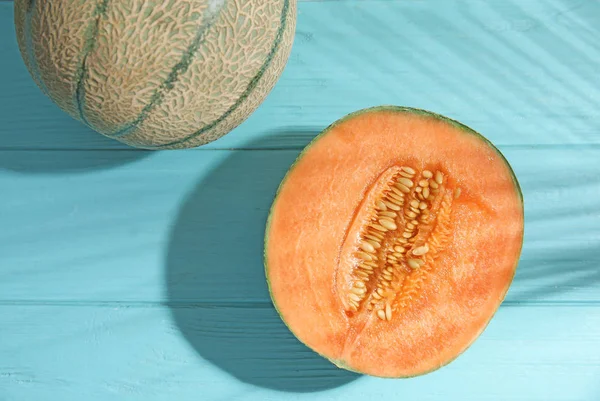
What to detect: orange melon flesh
<box><xmin>265</xmin><ymin>106</ymin><xmax>524</xmax><ymax>377</ymax></box>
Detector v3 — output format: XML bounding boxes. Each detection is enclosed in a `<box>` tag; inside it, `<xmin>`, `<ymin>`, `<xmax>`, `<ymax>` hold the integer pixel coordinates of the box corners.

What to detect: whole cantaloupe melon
<box><xmin>14</xmin><ymin>0</ymin><xmax>296</xmax><ymax>149</ymax></box>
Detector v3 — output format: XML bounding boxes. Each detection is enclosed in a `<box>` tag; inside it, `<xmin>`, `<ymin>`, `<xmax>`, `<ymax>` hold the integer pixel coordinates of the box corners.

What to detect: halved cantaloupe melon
<box><xmin>265</xmin><ymin>106</ymin><xmax>524</xmax><ymax>377</ymax></box>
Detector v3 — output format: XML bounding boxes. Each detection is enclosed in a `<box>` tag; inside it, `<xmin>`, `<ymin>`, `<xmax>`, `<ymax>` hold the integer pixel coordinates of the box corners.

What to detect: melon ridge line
<box><xmin>107</xmin><ymin>0</ymin><xmax>227</xmax><ymax>138</ymax></box>
<box><xmin>73</xmin><ymin>0</ymin><xmax>110</xmax><ymax>127</ymax></box>
<box><xmin>147</xmin><ymin>0</ymin><xmax>291</xmax><ymax>149</ymax></box>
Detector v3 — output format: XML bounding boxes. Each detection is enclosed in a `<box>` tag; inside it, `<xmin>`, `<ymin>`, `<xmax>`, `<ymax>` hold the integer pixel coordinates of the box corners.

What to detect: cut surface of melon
<box><xmin>265</xmin><ymin>106</ymin><xmax>524</xmax><ymax>377</ymax></box>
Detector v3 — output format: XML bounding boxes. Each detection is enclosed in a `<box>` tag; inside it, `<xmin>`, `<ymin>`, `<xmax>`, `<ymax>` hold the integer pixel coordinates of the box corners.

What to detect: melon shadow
<box><xmin>164</xmin><ymin>130</ymin><xmax>361</xmax><ymax>393</ymax></box>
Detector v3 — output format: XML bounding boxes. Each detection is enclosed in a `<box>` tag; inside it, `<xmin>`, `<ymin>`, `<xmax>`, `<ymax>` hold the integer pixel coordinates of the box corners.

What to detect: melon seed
<box><xmin>412</xmin><ymin>244</ymin><xmax>429</xmax><ymax>256</ymax></box>
<box><xmin>367</xmin><ymin>231</ymin><xmax>384</xmax><ymax>240</ymax></box>
<box><xmin>355</xmin><ymin>270</ymin><xmax>369</xmax><ymax>279</ymax></box>
<box><xmin>349</xmin><ymin>293</ymin><xmax>362</xmax><ymax>302</ymax></box>
<box><xmin>379</xmin><ymin>219</ymin><xmax>397</xmax><ymax>230</ymax></box>
<box><xmin>395</xmin><ymin>183</ymin><xmax>411</xmax><ymax>193</ymax></box>
<box><xmin>390</xmin><ymin>186</ymin><xmax>405</xmax><ymax>197</ymax></box>
<box><xmin>360</xmin><ymin>242</ymin><xmax>376</xmax><ymax>253</ymax></box>
<box><xmin>388</xmin><ymin>192</ymin><xmax>404</xmax><ymax>203</ymax></box>
<box><xmin>435</xmin><ymin>171</ymin><xmax>444</xmax><ymax>184</ymax></box>
<box><xmin>359</xmin><ymin>264</ymin><xmax>373</xmax><ymax>271</ymax></box>
<box><xmin>401</xmin><ymin>166</ymin><xmax>416</xmax><ymax>175</ymax></box>
<box><xmin>385</xmin><ymin>303</ymin><xmax>392</xmax><ymax>321</ymax></box>
<box><xmin>383</xmin><ymin>201</ymin><xmax>401</xmax><ymax>211</ymax></box>
<box><xmin>351</xmin><ymin>287</ymin><xmax>366</xmax><ymax>295</ymax></box>
<box><xmin>377</xmin><ymin>309</ymin><xmax>386</xmax><ymax>320</ymax></box>
<box><xmin>377</xmin><ymin>201</ymin><xmax>387</xmax><ymax>211</ymax></box>
<box><xmin>398</xmin><ymin>177</ymin><xmax>414</xmax><ymax>188</ymax></box>
<box><xmin>371</xmin><ymin>224</ymin><xmax>388</xmax><ymax>232</ymax></box>
<box><xmin>367</xmin><ymin>240</ymin><xmax>381</xmax><ymax>249</ymax></box>
<box><xmin>422</xmin><ymin>170</ymin><xmax>433</xmax><ymax>178</ymax></box>
<box><xmin>408</xmin><ymin>259</ymin><xmax>421</xmax><ymax>269</ymax></box>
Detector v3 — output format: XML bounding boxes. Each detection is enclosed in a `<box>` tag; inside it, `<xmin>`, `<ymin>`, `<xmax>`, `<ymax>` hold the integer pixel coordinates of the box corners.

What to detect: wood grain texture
<box><xmin>1</xmin><ymin>0</ymin><xmax>600</xmax><ymax>400</ymax></box>
<box><xmin>1</xmin><ymin>147</ymin><xmax>599</xmax><ymax>304</ymax></box>
<box><xmin>1</xmin><ymin>305</ymin><xmax>599</xmax><ymax>400</ymax></box>
<box><xmin>1</xmin><ymin>0</ymin><xmax>599</xmax><ymax>150</ymax></box>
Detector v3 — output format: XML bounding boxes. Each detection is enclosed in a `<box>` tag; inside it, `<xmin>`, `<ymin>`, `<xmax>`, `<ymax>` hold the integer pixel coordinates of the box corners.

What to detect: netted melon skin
<box><xmin>15</xmin><ymin>0</ymin><xmax>296</xmax><ymax>149</ymax></box>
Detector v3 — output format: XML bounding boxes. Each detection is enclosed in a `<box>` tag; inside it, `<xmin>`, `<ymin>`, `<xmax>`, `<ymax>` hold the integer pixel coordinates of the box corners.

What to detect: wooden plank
<box><xmin>0</xmin><ymin>304</ymin><xmax>599</xmax><ymax>400</ymax></box>
<box><xmin>1</xmin><ymin>0</ymin><xmax>599</xmax><ymax>150</ymax></box>
<box><xmin>1</xmin><ymin>147</ymin><xmax>599</xmax><ymax>303</ymax></box>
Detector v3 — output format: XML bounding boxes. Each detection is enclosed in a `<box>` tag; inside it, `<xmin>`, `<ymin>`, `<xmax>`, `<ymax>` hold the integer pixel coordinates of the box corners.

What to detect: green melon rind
<box><xmin>263</xmin><ymin>105</ymin><xmax>524</xmax><ymax>378</ymax></box>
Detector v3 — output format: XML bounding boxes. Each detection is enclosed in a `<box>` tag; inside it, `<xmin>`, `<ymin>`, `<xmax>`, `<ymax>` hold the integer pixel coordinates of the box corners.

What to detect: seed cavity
<box><xmin>339</xmin><ymin>165</ymin><xmax>455</xmax><ymax>322</ymax></box>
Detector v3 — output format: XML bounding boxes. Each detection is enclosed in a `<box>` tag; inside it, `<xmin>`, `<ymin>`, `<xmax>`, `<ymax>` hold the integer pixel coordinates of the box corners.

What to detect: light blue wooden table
<box><xmin>1</xmin><ymin>1</ymin><xmax>600</xmax><ymax>400</ymax></box>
